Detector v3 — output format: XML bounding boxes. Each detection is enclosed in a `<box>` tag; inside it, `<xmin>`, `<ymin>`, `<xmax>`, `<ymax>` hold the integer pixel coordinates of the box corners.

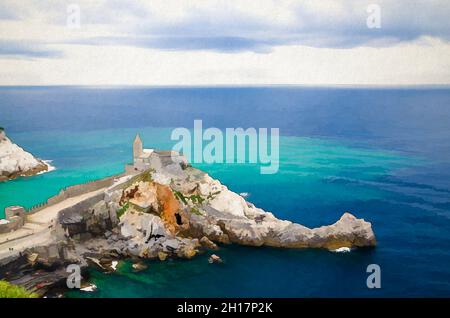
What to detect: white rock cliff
<box><xmin>0</xmin><ymin>129</ymin><xmax>49</xmax><ymax>181</ymax></box>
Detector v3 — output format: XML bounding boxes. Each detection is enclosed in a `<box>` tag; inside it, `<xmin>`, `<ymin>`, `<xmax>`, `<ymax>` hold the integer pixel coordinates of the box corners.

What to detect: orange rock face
<box><xmin>121</xmin><ymin>181</ymin><xmax>189</xmax><ymax>235</ymax></box>
<box><xmin>155</xmin><ymin>183</ymin><xmax>189</xmax><ymax>234</ymax></box>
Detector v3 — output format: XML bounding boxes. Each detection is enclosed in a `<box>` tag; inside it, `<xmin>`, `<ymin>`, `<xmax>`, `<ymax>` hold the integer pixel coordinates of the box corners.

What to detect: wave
<box><xmin>80</xmin><ymin>284</ymin><xmax>97</xmax><ymax>292</ymax></box>
<box><xmin>331</xmin><ymin>247</ymin><xmax>351</xmax><ymax>253</ymax></box>
<box><xmin>37</xmin><ymin>160</ymin><xmax>56</xmax><ymax>175</ymax></box>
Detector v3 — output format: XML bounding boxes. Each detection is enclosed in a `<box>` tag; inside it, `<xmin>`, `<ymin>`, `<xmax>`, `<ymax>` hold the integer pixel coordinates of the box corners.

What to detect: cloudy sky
<box><xmin>1</xmin><ymin>0</ymin><xmax>450</xmax><ymax>85</ymax></box>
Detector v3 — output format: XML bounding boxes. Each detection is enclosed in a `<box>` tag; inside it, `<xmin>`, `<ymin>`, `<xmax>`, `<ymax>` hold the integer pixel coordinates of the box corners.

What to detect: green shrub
<box><xmin>116</xmin><ymin>202</ymin><xmax>130</xmax><ymax>218</ymax></box>
<box><xmin>0</xmin><ymin>281</ymin><xmax>38</xmax><ymax>298</ymax></box>
<box><xmin>207</xmin><ymin>191</ymin><xmax>221</xmax><ymax>200</ymax></box>
<box><xmin>118</xmin><ymin>169</ymin><xmax>154</xmax><ymax>190</ymax></box>
<box><xmin>173</xmin><ymin>190</ymin><xmax>208</xmax><ymax>206</ymax></box>
<box><xmin>173</xmin><ymin>190</ymin><xmax>187</xmax><ymax>204</ymax></box>
<box><xmin>189</xmin><ymin>194</ymin><xmax>205</xmax><ymax>204</ymax></box>
<box><xmin>128</xmin><ymin>201</ymin><xmax>147</xmax><ymax>213</ymax></box>
<box><xmin>140</xmin><ymin>170</ymin><xmax>153</xmax><ymax>182</ymax></box>
<box><xmin>190</xmin><ymin>207</ymin><xmax>203</xmax><ymax>216</ymax></box>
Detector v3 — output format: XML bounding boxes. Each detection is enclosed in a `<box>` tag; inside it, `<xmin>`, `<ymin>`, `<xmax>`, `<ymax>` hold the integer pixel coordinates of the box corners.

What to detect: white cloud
<box><xmin>0</xmin><ymin>0</ymin><xmax>449</xmax><ymax>85</ymax></box>
<box><xmin>1</xmin><ymin>37</ymin><xmax>449</xmax><ymax>86</ymax></box>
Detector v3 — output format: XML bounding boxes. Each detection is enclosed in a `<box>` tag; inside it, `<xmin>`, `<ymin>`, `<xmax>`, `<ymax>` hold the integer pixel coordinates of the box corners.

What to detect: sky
<box><xmin>0</xmin><ymin>0</ymin><xmax>450</xmax><ymax>86</ymax></box>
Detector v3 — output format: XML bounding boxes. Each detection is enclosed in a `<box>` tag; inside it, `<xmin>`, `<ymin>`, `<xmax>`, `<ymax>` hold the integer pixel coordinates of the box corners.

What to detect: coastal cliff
<box><xmin>111</xmin><ymin>164</ymin><xmax>375</xmax><ymax>257</ymax></box>
<box><xmin>0</xmin><ymin>150</ymin><xmax>375</xmax><ymax>296</ymax></box>
<box><xmin>0</xmin><ymin>129</ymin><xmax>50</xmax><ymax>182</ymax></box>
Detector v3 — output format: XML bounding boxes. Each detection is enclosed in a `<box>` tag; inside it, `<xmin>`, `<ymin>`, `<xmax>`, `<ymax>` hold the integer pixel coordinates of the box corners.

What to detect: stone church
<box><xmin>131</xmin><ymin>134</ymin><xmax>187</xmax><ymax>172</ymax></box>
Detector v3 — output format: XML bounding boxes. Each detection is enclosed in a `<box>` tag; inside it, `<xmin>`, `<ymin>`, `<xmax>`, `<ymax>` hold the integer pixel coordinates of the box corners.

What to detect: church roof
<box><xmin>134</xmin><ymin>133</ymin><xmax>142</xmax><ymax>144</ymax></box>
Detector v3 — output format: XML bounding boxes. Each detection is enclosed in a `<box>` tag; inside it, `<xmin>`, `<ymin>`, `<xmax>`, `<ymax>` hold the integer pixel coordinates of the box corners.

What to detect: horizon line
<box><xmin>1</xmin><ymin>84</ymin><xmax>450</xmax><ymax>89</ymax></box>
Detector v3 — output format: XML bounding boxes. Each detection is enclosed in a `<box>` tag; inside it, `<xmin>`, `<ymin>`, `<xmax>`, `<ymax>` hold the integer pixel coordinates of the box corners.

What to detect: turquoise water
<box><xmin>1</xmin><ymin>86</ymin><xmax>450</xmax><ymax>297</ymax></box>
<box><xmin>0</xmin><ymin>128</ymin><xmax>174</xmax><ymax>216</ymax></box>
<box><xmin>1</xmin><ymin>128</ymin><xmax>413</xmax><ymax>224</ymax></box>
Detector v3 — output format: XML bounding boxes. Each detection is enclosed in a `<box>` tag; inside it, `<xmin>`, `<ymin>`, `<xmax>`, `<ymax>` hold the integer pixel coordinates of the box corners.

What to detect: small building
<box><xmin>132</xmin><ymin>133</ymin><xmax>155</xmax><ymax>171</ymax></box>
<box><xmin>5</xmin><ymin>206</ymin><xmax>25</xmax><ymax>220</ymax></box>
<box><xmin>0</xmin><ymin>206</ymin><xmax>25</xmax><ymax>234</ymax></box>
<box><xmin>128</xmin><ymin>134</ymin><xmax>188</xmax><ymax>173</ymax></box>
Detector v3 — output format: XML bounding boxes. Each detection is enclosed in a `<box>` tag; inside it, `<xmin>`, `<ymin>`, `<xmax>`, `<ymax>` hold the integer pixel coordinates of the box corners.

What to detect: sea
<box><xmin>0</xmin><ymin>86</ymin><xmax>449</xmax><ymax>297</ymax></box>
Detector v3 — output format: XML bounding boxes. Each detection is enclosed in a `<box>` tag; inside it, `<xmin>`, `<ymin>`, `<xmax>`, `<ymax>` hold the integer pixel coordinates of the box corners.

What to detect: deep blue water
<box><xmin>1</xmin><ymin>86</ymin><xmax>450</xmax><ymax>297</ymax></box>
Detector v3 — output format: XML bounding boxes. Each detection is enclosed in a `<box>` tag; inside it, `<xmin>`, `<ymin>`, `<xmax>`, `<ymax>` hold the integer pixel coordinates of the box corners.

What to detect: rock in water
<box><xmin>208</xmin><ymin>254</ymin><xmax>222</xmax><ymax>264</ymax></box>
<box><xmin>158</xmin><ymin>251</ymin><xmax>168</xmax><ymax>261</ymax></box>
<box><xmin>111</xmin><ymin>260</ymin><xmax>118</xmax><ymax>271</ymax></box>
<box><xmin>132</xmin><ymin>262</ymin><xmax>148</xmax><ymax>271</ymax></box>
<box><xmin>200</xmin><ymin>236</ymin><xmax>218</xmax><ymax>250</ymax></box>
<box><xmin>0</xmin><ymin>129</ymin><xmax>49</xmax><ymax>181</ymax></box>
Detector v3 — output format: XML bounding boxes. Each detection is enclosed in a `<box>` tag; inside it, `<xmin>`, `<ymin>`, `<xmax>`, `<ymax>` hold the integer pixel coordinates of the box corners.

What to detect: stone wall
<box><xmin>57</xmin><ymin>192</ymin><xmax>105</xmax><ymax>225</ymax></box>
<box><xmin>54</xmin><ymin>191</ymin><xmax>121</xmax><ymax>242</ymax></box>
<box><xmin>0</xmin><ymin>218</ymin><xmax>23</xmax><ymax>234</ymax></box>
<box><xmin>125</xmin><ymin>164</ymin><xmax>139</xmax><ymax>174</ymax></box>
<box><xmin>0</xmin><ymin>172</ymin><xmax>129</xmax><ymax>234</ymax></box>
<box><xmin>27</xmin><ymin>173</ymin><xmax>126</xmax><ymax>215</ymax></box>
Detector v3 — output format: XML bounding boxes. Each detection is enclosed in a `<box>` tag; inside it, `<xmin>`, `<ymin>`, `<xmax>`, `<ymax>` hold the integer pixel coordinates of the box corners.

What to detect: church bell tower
<box><xmin>133</xmin><ymin>133</ymin><xmax>143</xmax><ymax>160</ymax></box>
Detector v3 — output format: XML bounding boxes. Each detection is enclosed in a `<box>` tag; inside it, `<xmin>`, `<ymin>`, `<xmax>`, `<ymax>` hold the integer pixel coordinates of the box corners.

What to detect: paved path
<box><xmin>0</xmin><ymin>188</ymin><xmax>105</xmax><ymax>263</ymax></box>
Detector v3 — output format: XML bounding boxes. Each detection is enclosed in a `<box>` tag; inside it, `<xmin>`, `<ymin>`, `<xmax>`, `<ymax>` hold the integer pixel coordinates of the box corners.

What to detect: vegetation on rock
<box><xmin>189</xmin><ymin>194</ymin><xmax>205</xmax><ymax>204</ymax></box>
<box><xmin>116</xmin><ymin>201</ymin><xmax>130</xmax><ymax>218</ymax></box>
<box><xmin>190</xmin><ymin>207</ymin><xmax>203</xmax><ymax>216</ymax></box>
<box><xmin>173</xmin><ymin>190</ymin><xmax>187</xmax><ymax>204</ymax></box>
<box><xmin>0</xmin><ymin>281</ymin><xmax>38</xmax><ymax>298</ymax></box>
<box><xmin>173</xmin><ymin>190</ymin><xmax>206</xmax><ymax>206</ymax></box>
<box><xmin>120</xmin><ymin>169</ymin><xmax>154</xmax><ymax>190</ymax></box>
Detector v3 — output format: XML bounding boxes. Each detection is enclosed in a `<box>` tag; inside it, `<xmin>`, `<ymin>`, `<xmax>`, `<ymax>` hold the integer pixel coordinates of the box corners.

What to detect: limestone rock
<box><xmin>157</xmin><ymin>251</ymin><xmax>167</xmax><ymax>261</ymax></box>
<box><xmin>132</xmin><ymin>261</ymin><xmax>148</xmax><ymax>271</ymax></box>
<box><xmin>0</xmin><ymin>131</ymin><xmax>49</xmax><ymax>182</ymax></box>
<box><xmin>200</xmin><ymin>236</ymin><xmax>218</xmax><ymax>250</ymax></box>
<box><xmin>118</xmin><ymin>210</ymin><xmax>199</xmax><ymax>259</ymax></box>
<box><xmin>119</xmin><ymin>180</ymin><xmax>189</xmax><ymax>234</ymax></box>
<box><xmin>120</xmin><ymin>211</ymin><xmax>169</xmax><ymax>243</ymax></box>
<box><xmin>187</xmin><ymin>214</ymin><xmax>230</xmax><ymax>244</ymax></box>
<box><xmin>208</xmin><ymin>254</ymin><xmax>222</xmax><ymax>264</ymax></box>
<box><xmin>192</xmin><ymin>204</ymin><xmax>375</xmax><ymax>250</ymax></box>
<box><xmin>169</xmin><ymin>165</ymin><xmax>376</xmax><ymax>250</ymax></box>
<box><xmin>123</xmin><ymin>181</ymin><xmax>159</xmax><ymax>211</ymax></box>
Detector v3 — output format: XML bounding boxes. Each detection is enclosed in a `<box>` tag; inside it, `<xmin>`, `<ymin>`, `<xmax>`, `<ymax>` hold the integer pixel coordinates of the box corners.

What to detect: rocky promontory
<box><xmin>0</xmin><ymin>128</ymin><xmax>50</xmax><ymax>182</ymax></box>
<box><xmin>0</xmin><ymin>150</ymin><xmax>376</xmax><ymax>296</ymax></box>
